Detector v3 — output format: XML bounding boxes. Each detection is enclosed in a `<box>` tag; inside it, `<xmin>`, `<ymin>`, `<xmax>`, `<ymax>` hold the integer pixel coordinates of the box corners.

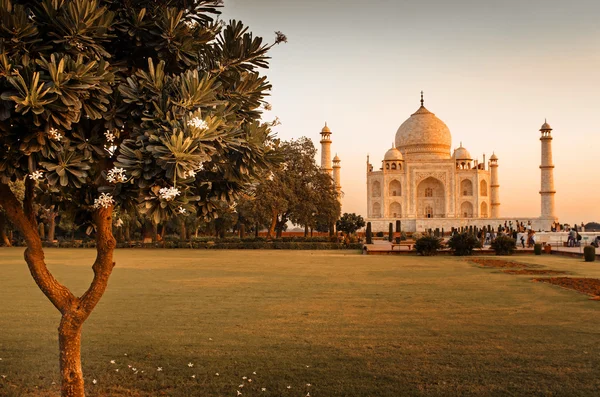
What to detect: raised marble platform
<box><xmin>366</xmin><ymin>217</ymin><xmax>555</xmax><ymax>233</ymax></box>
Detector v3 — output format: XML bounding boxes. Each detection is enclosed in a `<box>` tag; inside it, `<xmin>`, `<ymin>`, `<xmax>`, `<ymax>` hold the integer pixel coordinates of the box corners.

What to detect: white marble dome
<box><xmin>453</xmin><ymin>143</ymin><xmax>471</xmax><ymax>160</ymax></box>
<box><xmin>395</xmin><ymin>105</ymin><xmax>452</xmax><ymax>160</ymax></box>
<box><xmin>384</xmin><ymin>146</ymin><xmax>403</xmax><ymax>161</ymax></box>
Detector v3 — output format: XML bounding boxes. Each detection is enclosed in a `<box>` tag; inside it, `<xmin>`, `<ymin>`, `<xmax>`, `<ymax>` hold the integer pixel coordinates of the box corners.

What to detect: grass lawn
<box><xmin>1</xmin><ymin>249</ymin><xmax>599</xmax><ymax>396</ymax></box>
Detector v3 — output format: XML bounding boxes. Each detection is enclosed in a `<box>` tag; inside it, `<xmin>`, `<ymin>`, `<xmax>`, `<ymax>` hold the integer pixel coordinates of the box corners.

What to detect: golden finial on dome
<box><xmin>420</xmin><ymin>91</ymin><xmax>424</xmax><ymax>107</ymax></box>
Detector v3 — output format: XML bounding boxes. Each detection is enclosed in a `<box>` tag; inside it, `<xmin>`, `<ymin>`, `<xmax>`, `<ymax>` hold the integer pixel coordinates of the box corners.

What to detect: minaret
<box><xmin>320</xmin><ymin>123</ymin><xmax>333</xmax><ymax>176</ymax></box>
<box><xmin>539</xmin><ymin>120</ymin><xmax>556</xmax><ymax>220</ymax></box>
<box><xmin>332</xmin><ymin>154</ymin><xmax>342</xmax><ymax>205</ymax></box>
<box><xmin>489</xmin><ymin>152</ymin><xmax>500</xmax><ymax>217</ymax></box>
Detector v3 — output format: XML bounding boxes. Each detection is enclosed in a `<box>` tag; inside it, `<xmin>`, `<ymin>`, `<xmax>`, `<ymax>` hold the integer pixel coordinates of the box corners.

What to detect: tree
<box><xmin>0</xmin><ymin>1</ymin><xmax>284</xmax><ymax>395</ymax></box>
<box><xmin>366</xmin><ymin>222</ymin><xmax>372</xmax><ymax>244</ymax></box>
<box><xmin>336</xmin><ymin>213</ymin><xmax>365</xmax><ymax>236</ymax></box>
<box><xmin>254</xmin><ymin>137</ymin><xmax>340</xmax><ymax>238</ymax></box>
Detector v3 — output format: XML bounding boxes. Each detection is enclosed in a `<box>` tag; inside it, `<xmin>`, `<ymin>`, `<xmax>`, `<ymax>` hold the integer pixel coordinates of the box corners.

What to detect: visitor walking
<box><xmin>568</xmin><ymin>228</ymin><xmax>576</xmax><ymax>247</ymax></box>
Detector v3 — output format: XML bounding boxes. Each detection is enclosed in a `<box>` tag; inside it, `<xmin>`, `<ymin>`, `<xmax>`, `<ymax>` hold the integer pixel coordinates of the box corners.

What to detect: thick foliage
<box><xmin>447</xmin><ymin>232</ymin><xmax>482</xmax><ymax>256</ymax></box>
<box><xmin>0</xmin><ymin>0</ymin><xmax>282</xmax><ymax>226</ymax></box>
<box><xmin>415</xmin><ymin>235</ymin><xmax>443</xmax><ymax>256</ymax></box>
<box><xmin>236</xmin><ymin>138</ymin><xmax>340</xmax><ymax>238</ymax></box>
<box><xmin>336</xmin><ymin>213</ymin><xmax>365</xmax><ymax>235</ymax></box>
<box><xmin>491</xmin><ymin>235</ymin><xmax>516</xmax><ymax>256</ymax></box>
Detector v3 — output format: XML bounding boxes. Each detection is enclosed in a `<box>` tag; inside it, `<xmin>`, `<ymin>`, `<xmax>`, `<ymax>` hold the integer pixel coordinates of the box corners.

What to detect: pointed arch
<box><xmin>372</xmin><ymin>202</ymin><xmax>382</xmax><ymax>218</ymax></box>
<box><xmin>480</xmin><ymin>202</ymin><xmax>488</xmax><ymax>218</ymax></box>
<box><xmin>389</xmin><ymin>202</ymin><xmax>401</xmax><ymax>218</ymax></box>
<box><xmin>372</xmin><ymin>181</ymin><xmax>381</xmax><ymax>197</ymax></box>
<box><xmin>461</xmin><ymin>201</ymin><xmax>474</xmax><ymax>218</ymax></box>
<box><xmin>389</xmin><ymin>179</ymin><xmax>401</xmax><ymax>197</ymax></box>
<box><xmin>480</xmin><ymin>180</ymin><xmax>488</xmax><ymax>196</ymax></box>
<box><xmin>461</xmin><ymin>179</ymin><xmax>473</xmax><ymax>196</ymax></box>
<box><xmin>417</xmin><ymin>177</ymin><xmax>445</xmax><ymax>218</ymax></box>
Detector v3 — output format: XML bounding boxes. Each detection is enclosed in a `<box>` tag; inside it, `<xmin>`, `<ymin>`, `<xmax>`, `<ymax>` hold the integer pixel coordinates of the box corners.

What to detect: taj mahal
<box><xmin>319</xmin><ymin>93</ymin><xmax>559</xmax><ymax>232</ymax></box>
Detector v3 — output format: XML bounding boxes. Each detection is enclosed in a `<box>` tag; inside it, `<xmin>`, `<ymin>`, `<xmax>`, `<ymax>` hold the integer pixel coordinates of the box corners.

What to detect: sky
<box><xmin>221</xmin><ymin>0</ymin><xmax>600</xmax><ymax>224</ymax></box>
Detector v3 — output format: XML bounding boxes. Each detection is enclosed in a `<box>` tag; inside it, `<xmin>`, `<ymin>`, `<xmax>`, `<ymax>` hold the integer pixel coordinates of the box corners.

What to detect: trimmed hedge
<box><xmin>415</xmin><ymin>235</ymin><xmax>443</xmax><ymax>256</ymax></box>
<box><xmin>113</xmin><ymin>241</ymin><xmax>362</xmax><ymax>250</ymax></box>
<box><xmin>491</xmin><ymin>235</ymin><xmax>516</xmax><ymax>256</ymax></box>
<box><xmin>447</xmin><ymin>232</ymin><xmax>481</xmax><ymax>256</ymax></box>
<box><xmin>584</xmin><ymin>246</ymin><xmax>596</xmax><ymax>262</ymax></box>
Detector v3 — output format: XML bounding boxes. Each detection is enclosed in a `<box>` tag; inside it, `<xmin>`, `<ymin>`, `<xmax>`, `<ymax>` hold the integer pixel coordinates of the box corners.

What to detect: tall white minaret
<box><xmin>490</xmin><ymin>152</ymin><xmax>500</xmax><ymax>217</ymax></box>
<box><xmin>320</xmin><ymin>123</ymin><xmax>333</xmax><ymax>176</ymax></box>
<box><xmin>539</xmin><ymin>120</ymin><xmax>556</xmax><ymax>220</ymax></box>
<box><xmin>332</xmin><ymin>154</ymin><xmax>342</xmax><ymax>205</ymax></box>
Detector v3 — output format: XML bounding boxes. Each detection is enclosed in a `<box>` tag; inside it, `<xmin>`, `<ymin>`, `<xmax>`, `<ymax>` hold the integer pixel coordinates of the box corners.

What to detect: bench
<box><xmin>391</xmin><ymin>243</ymin><xmax>413</xmax><ymax>251</ymax></box>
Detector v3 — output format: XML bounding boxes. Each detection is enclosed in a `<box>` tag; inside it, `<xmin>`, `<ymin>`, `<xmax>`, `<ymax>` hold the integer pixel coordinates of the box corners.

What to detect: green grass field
<box><xmin>1</xmin><ymin>248</ymin><xmax>599</xmax><ymax>396</ymax></box>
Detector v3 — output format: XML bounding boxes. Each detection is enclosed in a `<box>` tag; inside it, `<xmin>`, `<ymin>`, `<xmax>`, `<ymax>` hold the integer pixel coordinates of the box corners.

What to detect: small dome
<box><xmin>333</xmin><ymin>154</ymin><xmax>340</xmax><ymax>162</ymax></box>
<box><xmin>490</xmin><ymin>152</ymin><xmax>498</xmax><ymax>160</ymax></box>
<box><xmin>384</xmin><ymin>147</ymin><xmax>403</xmax><ymax>161</ymax></box>
<box><xmin>453</xmin><ymin>143</ymin><xmax>471</xmax><ymax>160</ymax></box>
<box><xmin>540</xmin><ymin>120</ymin><xmax>552</xmax><ymax>131</ymax></box>
<box><xmin>321</xmin><ymin>123</ymin><xmax>331</xmax><ymax>133</ymax></box>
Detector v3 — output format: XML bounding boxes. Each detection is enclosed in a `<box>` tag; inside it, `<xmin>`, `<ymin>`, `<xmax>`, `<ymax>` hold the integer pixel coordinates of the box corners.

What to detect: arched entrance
<box><xmin>389</xmin><ymin>202</ymin><xmax>401</xmax><ymax>218</ymax></box>
<box><xmin>461</xmin><ymin>201</ymin><xmax>474</xmax><ymax>218</ymax></box>
<box><xmin>372</xmin><ymin>202</ymin><xmax>381</xmax><ymax>218</ymax></box>
<box><xmin>417</xmin><ymin>177</ymin><xmax>445</xmax><ymax>218</ymax></box>
<box><xmin>480</xmin><ymin>202</ymin><xmax>488</xmax><ymax>218</ymax></box>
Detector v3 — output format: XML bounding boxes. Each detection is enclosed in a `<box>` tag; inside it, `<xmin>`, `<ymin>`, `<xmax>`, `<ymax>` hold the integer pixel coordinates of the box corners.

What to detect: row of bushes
<box><xmin>22</xmin><ymin>237</ymin><xmax>347</xmax><ymax>248</ymax></box>
<box><xmin>35</xmin><ymin>241</ymin><xmax>362</xmax><ymax>250</ymax></box>
<box><xmin>415</xmin><ymin>233</ymin><xmax>517</xmax><ymax>256</ymax></box>
<box><xmin>121</xmin><ymin>241</ymin><xmax>362</xmax><ymax>250</ymax></box>
<box><xmin>163</xmin><ymin>236</ymin><xmax>338</xmax><ymax>243</ymax></box>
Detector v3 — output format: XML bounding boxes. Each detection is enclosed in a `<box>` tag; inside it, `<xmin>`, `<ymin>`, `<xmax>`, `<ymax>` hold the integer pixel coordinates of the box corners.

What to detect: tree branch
<box><xmin>79</xmin><ymin>206</ymin><xmax>116</xmax><ymax>316</ymax></box>
<box><xmin>0</xmin><ymin>182</ymin><xmax>76</xmax><ymax>313</ymax></box>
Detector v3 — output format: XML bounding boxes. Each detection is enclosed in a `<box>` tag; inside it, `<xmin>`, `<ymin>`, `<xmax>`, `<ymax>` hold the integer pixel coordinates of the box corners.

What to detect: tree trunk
<box><xmin>304</xmin><ymin>224</ymin><xmax>308</xmax><ymax>238</ymax></box>
<box><xmin>0</xmin><ymin>212</ymin><xmax>11</xmax><ymax>246</ymax></box>
<box><xmin>59</xmin><ymin>316</ymin><xmax>84</xmax><ymax>397</ymax></box>
<box><xmin>268</xmin><ymin>211</ymin><xmax>277</xmax><ymax>239</ymax></box>
<box><xmin>39</xmin><ymin>222</ymin><xmax>46</xmax><ymax>240</ymax></box>
<box><xmin>239</xmin><ymin>223</ymin><xmax>245</xmax><ymax>239</ymax></box>
<box><xmin>179</xmin><ymin>218</ymin><xmax>186</xmax><ymax>242</ymax></box>
<box><xmin>124</xmin><ymin>224</ymin><xmax>131</xmax><ymax>242</ymax></box>
<box><xmin>255</xmin><ymin>222</ymin><xmax>259</xmax><ymax>238</ymax></box>
<box><xmin>47</xmin><ymin>213</ymin><xmax>56</xmax><ymax>242</ymax></box>
<box><xmin>0</xmin><ymin>183</ymin><xmax>117</xmax><ymax>397</ymax></box>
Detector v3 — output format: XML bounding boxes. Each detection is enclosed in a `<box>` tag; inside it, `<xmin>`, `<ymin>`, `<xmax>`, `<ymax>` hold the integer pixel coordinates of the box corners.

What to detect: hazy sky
<box><xmin>222</xmin><ymin>0</ymin><xmax>600</xmax><ymax>224</ymax></box>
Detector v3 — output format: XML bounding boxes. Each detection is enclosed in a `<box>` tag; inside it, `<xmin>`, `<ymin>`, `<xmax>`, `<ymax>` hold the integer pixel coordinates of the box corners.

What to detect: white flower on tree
<box><xmin>184</xmin><ymin>19</ymin><xmax>197</xmax><ymax>29</ymax></box>
<box><xmin>187</xmin><ymin>117</ymin><xmax>208</xmax><ymax>130</ymax></box>
<box><xmin>159</xmin><ymin>187</ymin><xmax>181</xmax><ymax>201</ymax></box>
<box><xmin>183</xmin><ymin>169</ymin><xmax>196</xmax><ymax>178</ymax></box>
<box><xmin>48</xmin><ymin>127</ymin><xmax>62</xmax><ymax>141</ymax></box>
<box><xmin>28</xmin><ymin>170</ymin><xmax>44</xmax><ymax>181</ymax></box>
<box><xmin>104</xmin><ymin>130</ymin><xmax>116</xmax><ymax>142</ymax></box>
<box><xmin>177</xmin><ymin>206</ymin><xmax>186</xmax><ymax>215</ymax></box>
<box><xmin>115</xmin><ymin>219</ymin><xmax>124</xmax><ymax>228</ymax></box>
<box><xmin>106</xmin><ymin>167</ymin><xmax>127</xmax><ymax>183</ymax></box>
<box><xmin>93</xmin><ymin>193</ymin><xmax>114</xmax><ymax>209</ymax></box>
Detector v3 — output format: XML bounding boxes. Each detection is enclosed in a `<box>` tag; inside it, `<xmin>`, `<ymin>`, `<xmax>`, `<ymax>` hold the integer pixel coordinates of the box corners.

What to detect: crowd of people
<box><xmin>474</xmin><ymin>220</ymin><xmax>538</xmax><ymax>248</ymax></box>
